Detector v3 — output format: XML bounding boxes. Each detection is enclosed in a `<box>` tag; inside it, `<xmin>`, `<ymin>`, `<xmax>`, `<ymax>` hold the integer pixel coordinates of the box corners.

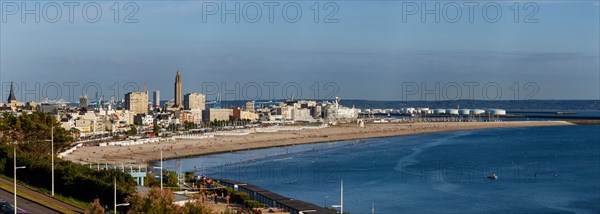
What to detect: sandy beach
<box><xmin>64</xmin><ymin>121</ymin><xmax>573</xmax><ymax>165</ymax></box>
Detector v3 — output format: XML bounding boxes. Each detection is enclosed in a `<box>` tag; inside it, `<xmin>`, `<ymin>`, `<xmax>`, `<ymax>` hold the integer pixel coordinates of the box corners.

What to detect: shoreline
<box><xmin>64</xmin><ymin>121</ymin><xmax>574</xmax><ymax>165</ymax></box>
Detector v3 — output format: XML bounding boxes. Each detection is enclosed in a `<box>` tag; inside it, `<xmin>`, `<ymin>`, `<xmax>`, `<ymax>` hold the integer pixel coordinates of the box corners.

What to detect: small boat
<box><xmin>487</xmin><ymin>173</ymin><xmax>498</xmax><ymax>180</ymax></box>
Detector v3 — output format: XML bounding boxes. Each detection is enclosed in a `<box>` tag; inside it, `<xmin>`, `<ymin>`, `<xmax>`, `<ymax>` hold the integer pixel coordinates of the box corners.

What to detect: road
<box><xmin>0</xmin><ymin>177</ymin><xmax>85</xmax><ymax>214</ymax></box>
<box><xmin>0</xmin><ymin>187</ymin><xmax>60</xmax><ymax>214</ymax></box>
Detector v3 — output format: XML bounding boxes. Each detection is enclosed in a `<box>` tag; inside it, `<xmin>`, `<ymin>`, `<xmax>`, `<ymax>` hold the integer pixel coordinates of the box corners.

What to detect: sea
<box><xmin>163</xmin><ymin>124</ymin><xmax>600</xmax><ymax>213</ymax></box>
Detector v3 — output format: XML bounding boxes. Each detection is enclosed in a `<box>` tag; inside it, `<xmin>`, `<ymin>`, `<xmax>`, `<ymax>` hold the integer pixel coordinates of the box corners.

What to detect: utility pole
<box><xmin>13</xmin><ymin>146</ymin><xmax>26</xmax><ymax>214</ymax></box>
<box><xmin>13</xmin><ymin>147</ymin><xmax>16</xmax><ymax>214</ymax></box>
<box><xmin>161</xmin><ymin>150</ymin><xmax>163</xmax><ymax>190</ymax></box>
<box><xmin>341</xmin><ymin>180</ymin><xmax>344</xmax><ymax>214</ymax></box>
<box><xmin>152</xmin><ymin>150</ymin><xmax>163</xmax><ymax>190</ymax></box>
<box><xmin>44</xmin><ymin>125</ymin><xmax>55</xmax><ymax>196</ymax></box>
<box><xmin>114</xmin><ymin>177</ymin><xmax>130</xmax><ymax>214</ymax></box>
<box><xmin>51</xmin><ymin>125</ymin><xmax>54</xmax><ymax>196</ymax></box>
<box><xmin>114</xmin><ymin>177</ymin><xmax>117</xmax><ymax>213</ymax></box>
<box><xmin>332</xmin><ymin>180</ymin><xmax>344</xmax><ymax>214</ymax></box>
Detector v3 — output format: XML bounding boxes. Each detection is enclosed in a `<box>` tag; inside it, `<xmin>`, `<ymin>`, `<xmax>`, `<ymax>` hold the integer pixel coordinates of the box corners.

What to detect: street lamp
<box><xmin>44</xmin><ymin>125</ymin><xmax>54</xmax><ymax>196</ymax></box>
<box><xmin>114</xmin><ymin>178</ymin><xmax>130</xmax><ymax>214</ymax></box>
<box><xmin>331</xmin><ymin>180</ymin><xmax>343</xmax><ymax>214</ymax></box>
<box><xmin>13</xmin><ymin>146</ymin><xmax>26</xmax><ymax>214</ymax></box>
<box><xmin>152</xmin><ymin>150</ymin><xmax>163</xmax><ymax>190</ymax></box>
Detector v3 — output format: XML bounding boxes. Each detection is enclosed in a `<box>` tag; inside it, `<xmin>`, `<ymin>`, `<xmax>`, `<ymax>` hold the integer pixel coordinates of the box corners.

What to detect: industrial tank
<box><xmin>446</xmin><ymin>109</ymin><xmax>459</xmax><ymax>115</ymax></box>
<box><xmin>472</xmin><ymin>109</ymin><xmax>485</xmax><ymax>115</ymax></box>
<box><xmin>487</xmin><ymin>109</ymin><xmax>507</xmax><ymax>115</ymax></box>
<box><xmin>433</xmin><ymin>109</ymin><xmax>446</xmax><ymax>115</ymax></box>
<box><xmin>418</xmin><ymin>108</ymin><xmax>430</xmax><ymax>114</ymax></box>
<box><xmin>458</xmin><ymin>109</ymin><xmax>471</xmax><ymax>115</ymax></box>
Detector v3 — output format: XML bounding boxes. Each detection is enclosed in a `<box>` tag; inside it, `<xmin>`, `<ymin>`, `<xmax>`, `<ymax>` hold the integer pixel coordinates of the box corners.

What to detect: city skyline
<box><xmin>0</xmin><ymin>1</ymin><xmax>598</xmax><ymax>214</ymax></box>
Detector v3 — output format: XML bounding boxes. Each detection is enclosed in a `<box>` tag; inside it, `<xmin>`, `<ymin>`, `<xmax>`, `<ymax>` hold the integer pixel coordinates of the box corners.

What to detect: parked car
<box><xmin>0</xmin><ymin>200</ymin><xmax>15</xmax><ymax>214</ymax></box>
<box><xmin>0</xmin><ymin>200</ymin><xmax>29</xmax><ymax>214</ymax></box>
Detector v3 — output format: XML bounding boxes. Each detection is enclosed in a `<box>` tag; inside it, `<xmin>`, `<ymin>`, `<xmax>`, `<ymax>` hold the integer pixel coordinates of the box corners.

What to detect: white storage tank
<box><xmin>488</xmin><ymin>109</ymin><xmax>506</xmax><ymax>115</ymax></box>
<box><xmin>433</xmin><ymin>109</ymin><xmax>446</xmax><ymax>115</ymax></box>
<box><xmin>472</xmin><ymin>109</ymin><xmax>485</xmax><ymax>115</ymax></box>
<box><xmin>459</xmin><ymin>109</ymin><xmax>471</xmax><ymax>115</ymax></box>
<box><xmin>447</xmin><ymin>109</ymin><xmax>459</xmax><ymax>115</ymax></box>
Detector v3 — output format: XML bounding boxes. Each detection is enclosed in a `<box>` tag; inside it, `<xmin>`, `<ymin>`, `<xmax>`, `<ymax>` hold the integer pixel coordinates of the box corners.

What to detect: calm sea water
<box><xmin>164</xmin><ymin>125</ymin><xmax>600</xmax><ymax>213</ymax></box>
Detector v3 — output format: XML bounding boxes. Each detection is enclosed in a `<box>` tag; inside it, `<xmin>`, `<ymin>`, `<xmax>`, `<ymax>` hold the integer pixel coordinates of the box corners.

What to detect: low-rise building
<box><xmin>134</xmin><ymin>114</ymin><xmax>154</xmax><ymax>126</ymax></box>
<box><xmin>202</xmin><ymin>108</ymin><xmax>233</xmax><ymax>122</ymax></box>
<box><xmin>291</xmin><ymin>108</ymin><xmax>312</xmax><ymax>121</ymax></box>
<box><xmin>232</xmin><ymin>107</ymin><xmax>259</xmax><ymax>122</ymax></box>
<box><xmin>154</xmin><ymin>113</ymin><xmax>173</xmax><ymax>127</ymax></box>
<box><xmin>179</xmin><ymin>110</ymin><xmax>202</xmax><ymax>124</ymax></box>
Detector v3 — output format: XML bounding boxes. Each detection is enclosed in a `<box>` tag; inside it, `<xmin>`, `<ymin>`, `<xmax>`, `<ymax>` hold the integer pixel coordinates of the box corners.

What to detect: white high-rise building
<box><xmin>184</xmin><ymin>93</ymin><xmax>205</xmax><ymax>111</ymax></box>
<box><xmin>124</xmin><ymin>92</ymin><xmax>148</xmax><ymax>115</ymax></box>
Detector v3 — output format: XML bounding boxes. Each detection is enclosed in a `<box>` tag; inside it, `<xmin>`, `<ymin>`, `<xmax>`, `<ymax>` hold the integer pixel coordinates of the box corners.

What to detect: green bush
<box><xmin>165</xmin><ymin>171</ymin><xmax>179</xmax><ymax>187</ymax></box>
<box><xmin>233</xmin><ymin>192</ymin><xmax>249</xmax><ymax>203</ymax></box>
<box><xmin>245</xmin><ymin>200</ymin><xmax>264</xmax><ymax>208</ymax></box>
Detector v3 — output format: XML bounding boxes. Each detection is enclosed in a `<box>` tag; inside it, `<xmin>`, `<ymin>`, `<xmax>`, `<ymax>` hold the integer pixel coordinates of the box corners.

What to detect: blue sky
<box><xmin>0</xmin><ymin>1</ymin><xmax>598</xmax><ymax>101</ymax></box>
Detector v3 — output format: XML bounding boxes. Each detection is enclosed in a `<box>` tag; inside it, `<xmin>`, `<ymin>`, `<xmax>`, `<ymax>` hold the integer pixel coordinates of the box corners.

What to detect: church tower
<box><xmin>174</xmin><ymin>69</ymin><xmax>182</xmax><ymax>108</ymax></box>
<box><xmin>7</xmin><ymin>82</ymin><xmax>16</xmax><ymax>103</ymax></box>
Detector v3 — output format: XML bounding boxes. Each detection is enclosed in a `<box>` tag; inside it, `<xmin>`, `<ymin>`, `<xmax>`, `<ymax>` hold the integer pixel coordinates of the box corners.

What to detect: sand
<box><xmin>64</xmin><ymin>121</ymin><xmax>573</xmax><ymax>165</ymax></box>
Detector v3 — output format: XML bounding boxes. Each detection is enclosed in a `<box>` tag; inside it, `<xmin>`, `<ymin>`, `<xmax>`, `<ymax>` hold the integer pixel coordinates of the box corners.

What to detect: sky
<box><xmin>0</xmin><ymin>0</ymin><xmax>598</xmax><ymax>102</ymax></box>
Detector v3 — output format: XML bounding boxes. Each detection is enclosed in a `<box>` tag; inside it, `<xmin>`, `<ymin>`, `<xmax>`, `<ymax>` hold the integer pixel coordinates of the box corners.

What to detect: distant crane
<box><xmin>207</xmin><ymin>93</ymin><xmax>223</xmax><ymax>108</ymax></box>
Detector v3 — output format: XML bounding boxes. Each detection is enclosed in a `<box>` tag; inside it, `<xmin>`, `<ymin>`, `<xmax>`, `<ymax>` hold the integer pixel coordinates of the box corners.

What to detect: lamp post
<box><xmin>51</xmin><ymin>125</ymin><xmax>54</xmax><ymax>196</ymax></box>
<box><xmin>114</xmin><ymin>177</ymin><xmax>130</xmax><ymax>214</ymax></box>
<box><xmin>13</xmin><ymin>146</ymin><xmax>26</xmax><ymax>214</ymax></box>
<box><xmin>152</xmin><ymin>150</ymin><xmax>163</xmax><ymax>190</ymax></box>
<box><xmin>331</xmin><ymin>180</ymin><xmax>343</xmax><ymax>214</ymax></box>
<box><xmin>160</xmin><ymin>150</ymin><xmax>162</xmax><ymax>190</ymax></box>
<box><xmin>45</xmin><ymin>125</ymin><xmax>54</xmax><ymax>196</ymax></box>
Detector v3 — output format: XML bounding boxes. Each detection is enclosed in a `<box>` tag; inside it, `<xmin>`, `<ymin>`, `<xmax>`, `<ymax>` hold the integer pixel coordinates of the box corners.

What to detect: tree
<box><xmin>152</xmin><ymin>124</ymin><xmax>160</xmax><ymax>136</ymax></box>
<box><xmin>127</xmin><ymin>188</ymin><xmax>178</xmax><ymax>213</ymax></box>
<box><xmin>165</xmin><ymin>171</ymin><xmax>178</xmax><ymax>187</ymax></box>
<box><xmin>70</xmin><ymin>128</ymin><xmax>81</xmax><ymax>139</ymax></box>
<box><xmin>144</xmin><ymin>171</ymin><xmax>158</xmax><ymax>187</ymax></box>
<box><xmin>126</xmin><ymin>125</ymin><xmax>137</xmax><ymax>136</ymax></box>
<box><xmin>127</xmin><ymin>188</ymin><xmax>213</xmax><ymax>214</ymax></box>
<box><xmin>89</xmin><ymin>198</ymin><xmax>105</xmax><ymax>214</ymax></box>
<box><xmin>183</xmin><ymin>122</ymin><xmax>194</xmax><ymax>130</ymax></box>
<box><xmin>0</xmin><ymin>112</ymin><xmax>72</xmax><ymax>155</ymax></box>
<box><xmin>185</xmin><ymin>171</ymin><xmax>195</xmax><ymax>183</ymax></box>
<box><xmin>178</xmin><ymin>193</ymin><xmax>213</xmax><ymax>214</ymax></box>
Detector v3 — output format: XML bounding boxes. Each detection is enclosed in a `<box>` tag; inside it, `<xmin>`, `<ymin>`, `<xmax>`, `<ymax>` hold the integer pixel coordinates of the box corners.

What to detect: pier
<box><xmin>214</xmin><ymin>178</ymin><xmax>337</xmax><ymax>214</ymax></box>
